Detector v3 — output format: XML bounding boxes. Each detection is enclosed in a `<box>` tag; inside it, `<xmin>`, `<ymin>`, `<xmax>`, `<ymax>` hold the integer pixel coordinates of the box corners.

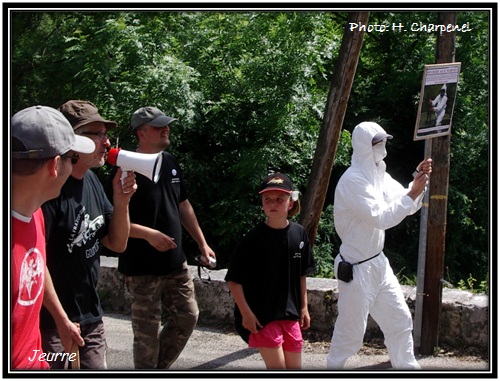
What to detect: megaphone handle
<box><xmin>120</xmin><ymin>169</ymin><xmax>131</xmax><ymax>193</ymax></box>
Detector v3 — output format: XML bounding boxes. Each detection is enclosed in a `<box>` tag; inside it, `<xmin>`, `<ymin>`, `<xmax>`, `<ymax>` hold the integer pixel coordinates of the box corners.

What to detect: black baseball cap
<box><xmin>259</xmin><ymin>173</ymin><xmax>294</xmax><ymax>194</ymax></box>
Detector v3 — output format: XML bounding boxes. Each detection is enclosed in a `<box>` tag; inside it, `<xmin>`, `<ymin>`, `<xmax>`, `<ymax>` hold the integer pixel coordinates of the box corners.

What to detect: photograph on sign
<box><xmin>414</xmin><ymin>63</ymin><xmax>461</xmax><ymax>140</ymax></box>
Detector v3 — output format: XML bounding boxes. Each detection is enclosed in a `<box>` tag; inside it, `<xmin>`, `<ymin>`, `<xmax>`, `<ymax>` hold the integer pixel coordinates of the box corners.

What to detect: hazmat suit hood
<box><xmin>351</xmin><ymin>122</ymin><xmax>390</xmax><ymax>186</ymax></box>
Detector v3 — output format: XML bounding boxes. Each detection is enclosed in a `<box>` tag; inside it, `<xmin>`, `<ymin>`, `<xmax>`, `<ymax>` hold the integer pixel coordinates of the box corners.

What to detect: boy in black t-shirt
<box><xmin>225</xmin><ymin>173</ymin><xmax>316</xmax><ymax>369</ymax></box>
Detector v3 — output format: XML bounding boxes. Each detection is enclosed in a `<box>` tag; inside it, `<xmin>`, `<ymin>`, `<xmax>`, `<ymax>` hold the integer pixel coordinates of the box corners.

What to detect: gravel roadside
<box><xmin>103</xmin><ymin>313</ymin><xmax>490</xmax><ymax>374</ymax></box>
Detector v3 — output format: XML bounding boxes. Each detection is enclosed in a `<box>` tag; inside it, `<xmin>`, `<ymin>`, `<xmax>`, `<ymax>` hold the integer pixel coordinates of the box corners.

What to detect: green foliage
<box><xmin>311</xmin><ymin>204</ymin><xmax>337</xmax><ymax>278</ymax></box>
<box><xmin>444</xmin><ymin>11</ymin><xmax>489</xmax><ymax>285</ymax></box>
<box><xmin>396</xmin><ymin>269</ymin><xmax>417</xmax><ymax>287</ymax></box>
<box><xmin>168</xmin><ymin>12</ymin><xmax>345</xmax><ymax>264</ymax></box>
<box><xmin>10</xmin><ymin>10</ymin><xmax>490</xmax><ymax>288</ymax></box>
<box><xmin>456</xmin><ymin>273</ymin><xmax>489</xmax><ymax>295</ymax></box>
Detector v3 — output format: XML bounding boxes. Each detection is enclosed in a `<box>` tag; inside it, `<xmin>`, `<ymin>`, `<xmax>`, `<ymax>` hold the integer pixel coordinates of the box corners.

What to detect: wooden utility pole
<box><xmin>418</xmin><ymin>12</ymin><xmax>457</xmax><ymax>355</ymax></box>
<box><xmin>299</xmin><ymin>12</ymin><xmax>369</xmax><ymax>244</ymax></box>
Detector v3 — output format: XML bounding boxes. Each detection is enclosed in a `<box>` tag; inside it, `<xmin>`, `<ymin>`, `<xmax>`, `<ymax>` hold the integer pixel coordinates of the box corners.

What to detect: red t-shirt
<box><xmin>11</xmin><ymin>209</ymin><xmax>49</xmax><ymax>369</ymax></box>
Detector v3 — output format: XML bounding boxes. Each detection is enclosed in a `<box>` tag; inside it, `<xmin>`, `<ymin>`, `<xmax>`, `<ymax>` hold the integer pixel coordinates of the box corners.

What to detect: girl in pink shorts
<box><xmin>225</xmin><ymin>173</ymin><xmax>316</xmax><ymax>369</ymax></box>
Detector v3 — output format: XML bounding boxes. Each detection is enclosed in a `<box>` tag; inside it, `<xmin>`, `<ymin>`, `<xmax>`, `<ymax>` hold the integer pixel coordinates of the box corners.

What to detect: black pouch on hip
<box><xmin>337</xmin><ymin>259</ymin><xmax>353</xmax><ymax>283</ymax></box>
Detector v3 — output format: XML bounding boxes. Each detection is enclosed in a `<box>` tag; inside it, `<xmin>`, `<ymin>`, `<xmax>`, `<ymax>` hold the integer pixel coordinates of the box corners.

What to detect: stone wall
<box><xmin>98</xmin><ymin>259</ymin><xmax>489</xmax><ymax>351</ymax></box>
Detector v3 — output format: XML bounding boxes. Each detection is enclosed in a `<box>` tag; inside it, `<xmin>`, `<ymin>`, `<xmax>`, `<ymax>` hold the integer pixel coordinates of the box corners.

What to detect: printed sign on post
<box><xmin>414</xmin><ymin>62</ymin><xmax>461</xmax><ymax>140</ymax></box>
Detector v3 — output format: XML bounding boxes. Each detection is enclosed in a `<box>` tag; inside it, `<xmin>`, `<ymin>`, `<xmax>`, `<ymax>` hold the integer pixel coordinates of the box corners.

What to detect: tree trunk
<box><xmin>299</xmin><ymin>12</ymin><xmax>369</xmax><ymax>245</ymax></box>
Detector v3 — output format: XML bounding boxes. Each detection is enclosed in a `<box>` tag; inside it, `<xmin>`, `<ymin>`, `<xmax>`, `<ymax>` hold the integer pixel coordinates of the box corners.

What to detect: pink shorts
<box><xmin>249</xmin><ymin>320</ymin><xmax>303</xmax><ymax>353</ymax></box>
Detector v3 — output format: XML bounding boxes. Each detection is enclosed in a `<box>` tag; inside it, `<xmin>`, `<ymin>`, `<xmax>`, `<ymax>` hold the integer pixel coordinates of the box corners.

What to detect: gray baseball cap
<box><xmin>371</xmin><ymin>131</ymin><xmax>393</xmax><ymax>146</ymax></box>
<box><xmin>12</xmin><ymin>105</ymin><xmax>96</xmax><ymax>159</ymax></box>
<box><xmin>131</xmin><ymin>106</ymin><xmax>177</xmax><ymax>131</ymax></box>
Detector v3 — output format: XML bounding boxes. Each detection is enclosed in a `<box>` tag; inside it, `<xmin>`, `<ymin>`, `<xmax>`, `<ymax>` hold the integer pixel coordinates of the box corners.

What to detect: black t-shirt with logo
<box><xmin>40</xmin><ymin>171</ymin><xmax>113</xmax><ymax>328</ymax></box>
<box><xmin>225</xmin><ymin>221</ymin><xmax>316</xmax><ymax>341</ymax></box>
<box><xmin>117</xmin><ymin>151</ymin><xmax>188</xmax><ymax>276</ymax></box>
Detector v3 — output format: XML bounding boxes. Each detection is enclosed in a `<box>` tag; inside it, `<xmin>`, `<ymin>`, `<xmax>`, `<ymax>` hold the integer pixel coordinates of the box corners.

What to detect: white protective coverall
<box><xmin>431</xmin><ymin>84</ymin><xmax>448</xmax><ymax>126</ymax></box>
<box><xmin>326</xmin><ymin>122</ymin><xmax>423</xmax><ymax>370</ymax></box>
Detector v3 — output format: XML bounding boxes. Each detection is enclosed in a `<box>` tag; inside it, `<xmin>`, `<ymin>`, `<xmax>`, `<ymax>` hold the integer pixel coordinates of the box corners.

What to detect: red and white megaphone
<box><xmin>107</xmin><ymin>148</ymin><xmax>162</xmax><ymax>190</ymax></box>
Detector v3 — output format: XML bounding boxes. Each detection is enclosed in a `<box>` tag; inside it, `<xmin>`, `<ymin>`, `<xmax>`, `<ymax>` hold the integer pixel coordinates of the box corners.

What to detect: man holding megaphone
<box><xmin>105</xmin><ymin>106</ymin><xmax>216</xmax><ymax>369</ymax></box>
<box><xmin>40</xmin><ymin>100</ymin><xmax>137</xmax><ymax>369</ymax></box>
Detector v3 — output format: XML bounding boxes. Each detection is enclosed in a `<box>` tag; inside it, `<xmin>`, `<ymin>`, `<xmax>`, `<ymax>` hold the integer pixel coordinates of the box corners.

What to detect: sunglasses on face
<box><xmin>61</xmin><ymin>151</ymin><xmax>80</xmax><ymax>164</ymax></box>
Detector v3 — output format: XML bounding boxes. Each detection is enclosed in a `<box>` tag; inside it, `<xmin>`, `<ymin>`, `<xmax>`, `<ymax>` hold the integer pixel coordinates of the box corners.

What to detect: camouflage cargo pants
<box><xmin>125</xmin><ymin>265</ymin><xmax>199</xmax><ymax>369</ymax></box>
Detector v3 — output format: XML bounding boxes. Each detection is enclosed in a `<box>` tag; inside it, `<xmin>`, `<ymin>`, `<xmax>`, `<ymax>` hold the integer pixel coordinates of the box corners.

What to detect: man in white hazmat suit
<box><xmin>430</xmin><ymin>84</ymin><xmax>448</xmax><ymax>127</ymax></box>
<box><xmin>326</xmin><ymin>122</ymin><xmax>432</xmax><ymax>370</ymax></box>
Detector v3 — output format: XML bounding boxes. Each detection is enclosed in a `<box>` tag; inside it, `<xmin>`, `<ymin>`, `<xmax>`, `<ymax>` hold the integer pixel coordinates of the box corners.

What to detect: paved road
<box><xmin>103</xmin><ymin>312</ymin><xmax>490</xmax><ymax>376</ymax></box>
